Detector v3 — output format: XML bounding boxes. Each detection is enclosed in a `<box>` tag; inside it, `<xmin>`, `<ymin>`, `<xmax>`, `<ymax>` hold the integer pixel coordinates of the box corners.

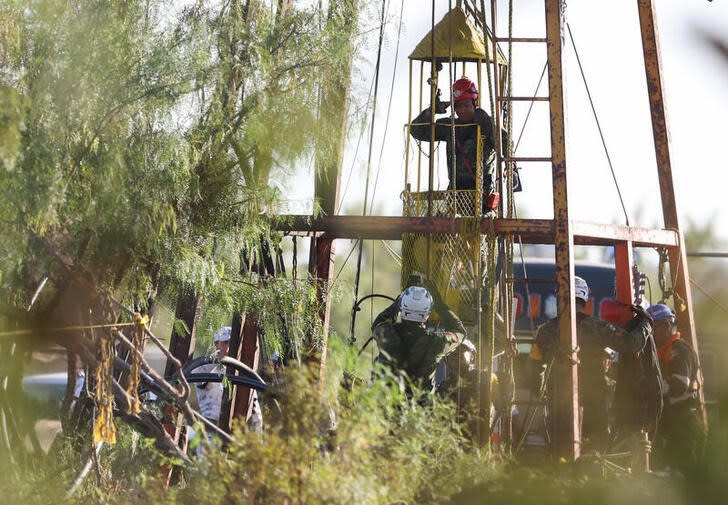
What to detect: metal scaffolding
<box><xmin>275</xmin><ymin>0</ymin><xmax>703</xmax><ymax>463</ymax></box>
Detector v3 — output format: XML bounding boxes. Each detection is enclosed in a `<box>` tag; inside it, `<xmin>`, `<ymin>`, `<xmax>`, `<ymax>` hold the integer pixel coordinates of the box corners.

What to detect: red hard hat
<box><xmin>452</xmin><ymin>77</ymin><xmax>478</xmax><ymax>102</ymax></box>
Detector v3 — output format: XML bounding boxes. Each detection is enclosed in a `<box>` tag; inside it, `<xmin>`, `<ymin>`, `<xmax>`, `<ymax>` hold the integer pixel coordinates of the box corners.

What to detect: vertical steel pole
<box><xmin>614</xmin><ymin>242</ymin><xmax>636</xmax><ymax>325</ymax></box>
<box><xmin>636</xmin><ymin>0</ymin><xmax>705</xmax><ymax>422</ymax></box>
<box><xmin>405</xmin><ymin>59</ymin><xmax>413</xmax><ymax>187</ymax></box>
<box><xmin>162</xmin><ymin>287</ymin><xmax>201</xmax><ymax>483</ymax></box>
<box><xmin>220</xmin><ymin>313</ymin><xmax>261</xmax><ymax>431</ymax></box>
<box><xmin>545</xmin><ymin>0</ymin><xmax>579</xmax><ymax>462</ymax></box>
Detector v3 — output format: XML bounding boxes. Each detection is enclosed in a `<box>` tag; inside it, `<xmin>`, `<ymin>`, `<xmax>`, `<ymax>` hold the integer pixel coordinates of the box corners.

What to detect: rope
<box><xmin>480</xmin><ymin>1</ymin><xmax>495</xmax><ymax>124</ymax></box>
<box><xmin>93</xmin><ymin>327</ymin><xmax>116</xmax><ymax>445</ymax></box>
<box><xmin>690</xmin><ymin>278</ymin><xmax>728</xmax><ymax>316</ymax></box>
<box><xmin>380</xmin><ymin>240</ymin><xmax>402</xmax><ymax>265</ymax></box>
<box><xmin>502</xmin><ymin>0</ymin><xmax>516</xmax><ymax>454</ymax></box>
<box><xmin>0</xmin><ymin>321</ymin><xmax>143</xmax><ymax>338</ymax></box>
<box><xmin>656</xmin><ymin>245</ymin><xmax>685</xmax><ymax>314</ymax></box>
<box><xmin>485</xmin><ymin>218</ymin><xmax>498</xmax><ymax>449</ymax></box>
<box><xmin>514</xmin><ymin>62</ymin><xmax>547</xmax><ymax>153</ymax></box>
<box><xmin>369</xmin><ymin>0</ymin><xmax>404</xmax><ymax>212</ymax></box>
<box><xmin>333</xmin><ymin>239</ymin><xmax>361</xmax><ymax>291</ymax></box>
<box><xmin>351</xmin><ymin>0</ymin><xmax>387</xmax><ymax>342</ymax></box>
<box><xmin>566</xmin><ymin>22</ymin><xmax>630</xmax><ymax>226</ymax></box>
<box><xmin>449</xmin><ymin>0</ymin><xmax>457</xmax><ymax>190</ymax></box>
<box><xmin>336</xmin><ymin>76</ymin><xmax>376</xmax><ymax>214</ymax></box>
<box><xmin>124</xmin><ymin>313</ymin><xmax>148</xmax><ymax>415</ymax></box>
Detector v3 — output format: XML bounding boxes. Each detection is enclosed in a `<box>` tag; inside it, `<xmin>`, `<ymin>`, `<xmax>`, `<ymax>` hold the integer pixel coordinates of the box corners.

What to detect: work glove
<box><xmin>631</xmin><ymin>304</ymin><xmax>653</xmax><ymax>324</ymax></box>
<box><xmin>435</xmin><ymin>100</ymin><xmax>450</xmax><ymax>114</ymax></box>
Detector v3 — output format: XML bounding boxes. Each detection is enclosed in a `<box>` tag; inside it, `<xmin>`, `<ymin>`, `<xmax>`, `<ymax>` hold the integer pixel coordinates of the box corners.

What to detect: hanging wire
<box><xmin>369</xmin><ymin>0</ymin><xmax>405</xmax><ymax>212</ymax></box>
<box><xmin>448</xmin><ymin>0</ymin><xmax>457</xmax><ymax>189</ymax></box>
<box><xmin>514</xmin><ymin>62</ymin><xmax>547</xmax><ymax>153</ymax></box>
<box><xmin>380</xmin><ymin>240</ymin><xmax>402</xmax><ymax>265</ymax></box>
<box><xmin>690</xmin><ymin>278</ymin><xmax>728</xmax><ymax>316</ymax></box>
<box><xmin>351</xmin><ymin>0</ymin><xmax>388</xmax><ymax>344</ymax></box>
<box><xmin>332</xmin><ymin>239</ymin><xmax>361</xmax><ymax>289</ymax></box>
<box><xmin>566</xmin><ymin>22</ymin><xmax>630</xmax><ymax>226</ymax></box>
<box><xmin>337</xmin><ymin>75</ymin><xmax>377</xmax><ymax>214</ymax></box>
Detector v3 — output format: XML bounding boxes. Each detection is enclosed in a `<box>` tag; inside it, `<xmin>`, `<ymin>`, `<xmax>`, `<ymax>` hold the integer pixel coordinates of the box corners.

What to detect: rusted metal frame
<box><xmin>219</xmin><ymin>313</ymin><xmax>243</xmax><ymax>432</ymax></box>
<box><xmin>235</xmin><ymin>316</ymin><xmax>260</xmax><ymax>426</ymax></box>
<box><xmin>310</xmin><ymin>236</ymin><xmax>336</xmax><ymax>374</ymax></box>
<box><xmin>405</xmin><ymin>59</ymin><xmax>413</xmax><ymax>186</ymax></box>
<box><xmin>426</xmin><ymin>0</ymin><xmax>437</xmax><ymax>276</ymax></box>
<box><xmin>503</xmin><ymin>156</ymin><xmax>551</xmax><ymax>162</ymax></box>
<box><xmin>497</xmin><ymin>96</ymin><xmax>550</xmax><ymax>101</ymax></box>
<box><xmin>636</xmin><ymin>0</ymin><xmax>704</xmax><ymax>421</ymax></box>
<box><xmin>161</xmin><ymin>286</ymin><xmax>201</xmax><ymax>480</ymax></box>
<box><xmin>572</xmin><ymin>222</ymin><xmax>678</xmax><ymax>248</ymax></box>
<box><xmin>164</xmin><ymin>287</ymin><xmax>201</xmax><ymax>378</ymax></box>
<box><xmin>490</xmin><ymin>0</ymin><xmax>505</xmax><ymax>218</ymax></box>
<box><xmin>275</xmin><ymin>215</ymin><xmax>679</xmax><ymax>247</ymax></box>
<box><xmin>545</xmin><ymin>0</ymin><xmax>579</xmax><ymax>461</ymax></box>
<box><xmin>219</xmin><ymin>313</ymin><xmax>260</xmax><ymax>432</ymax></box>
<box><xmin>418</xmin><ymin>61</ymin><xmax>424</xmax><ymax>192</ymax></box>
<box><xmin>306</xmin><ymin>0</ymin><xmax>355</xmax><ymax>382</ymax></box>
<box><xmin>614</xmin><ymin>242</ymin><xmax>636</xmax><ymax>325</ymax></box>
<box><xmin>495</xmin><ymin>37</ymin><xmax>548</xmax><ymax>43</ymax></box>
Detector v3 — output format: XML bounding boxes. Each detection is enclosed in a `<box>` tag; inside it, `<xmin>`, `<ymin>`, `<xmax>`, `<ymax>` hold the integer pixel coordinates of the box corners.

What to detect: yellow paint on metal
<box><xmin>409</xmin><ymin>7</ymin><xmax>505</xmax><ymax>65</ymax></box>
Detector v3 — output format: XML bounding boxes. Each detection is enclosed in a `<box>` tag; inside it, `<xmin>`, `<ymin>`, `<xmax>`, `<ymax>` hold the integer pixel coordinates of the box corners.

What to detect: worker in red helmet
<box><xmin>410</xmin><ymin>77</ymin><xmax>503</xmax><ymax>207</ymax></box>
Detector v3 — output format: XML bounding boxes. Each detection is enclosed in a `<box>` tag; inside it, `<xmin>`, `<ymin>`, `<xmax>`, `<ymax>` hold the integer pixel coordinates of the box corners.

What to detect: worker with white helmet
<box><xmin>530</xmin><ymin>276</ymin><xmax>658</xmax><ymax>452</ymax></box>
<box><xmin>371</xmin><ymin>278</ymin><xmax>466</xmax><ymax>390</ymax></box>
<box><xmin>647</xmin><ymin>303</ymin><xmax>704</xmax><ymax>470</ymax></box>
<box><xmin>195</xmin><ymin>326</ymin><xmax>231</xmax><ymax>424</ymax></box>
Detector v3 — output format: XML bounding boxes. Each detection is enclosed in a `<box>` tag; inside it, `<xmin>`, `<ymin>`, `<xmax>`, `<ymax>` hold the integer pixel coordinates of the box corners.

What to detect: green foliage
<box><xmin>83</xmin><ymin>360</ymin><xmax>492</xmax><ymax>505</ymax></box>
<box><xmin>0</xmin><ymin>0</ymin><xmax>362</xmax><ymax>318</ymax></box>
<box><xmin>3</xmin><ymin>344</ymin><xmax>728</xmax><ymax>504</ymax></box>
<box><xmin>234</xmin><ymin>277</ymin><xmax>325</xmax><ymax>361</ymax></box>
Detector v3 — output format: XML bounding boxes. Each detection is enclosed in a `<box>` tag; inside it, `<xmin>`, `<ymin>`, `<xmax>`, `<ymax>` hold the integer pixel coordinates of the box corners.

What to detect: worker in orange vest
<box><xmin>530</xmin><ymin>276</ymin><xmax>657</xmax><ymax>452</ymax></box>
<box><xmin>647</xmin><ymin>303</ymin><xmax>704</xmax><ymax>470</ymax></box>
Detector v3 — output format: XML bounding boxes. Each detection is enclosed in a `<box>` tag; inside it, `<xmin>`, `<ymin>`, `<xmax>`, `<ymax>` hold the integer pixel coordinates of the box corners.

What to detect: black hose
<box><xmin>138</xmin><ymin>373</ymin><xmax>267</xmax><ymax>394</ymax></box>
<box><xmin>181</xmin><ymin>355</ymin><xmax>265</xmax><ymax>384</ymax></box>
<box><xmin>350</xmin><ymin>293</ymin><xmax>396</xmax><ymax>345</ymax></box>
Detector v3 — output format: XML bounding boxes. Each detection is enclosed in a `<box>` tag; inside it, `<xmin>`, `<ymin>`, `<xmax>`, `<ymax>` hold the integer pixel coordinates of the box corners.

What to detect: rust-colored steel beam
<box><xmin>637</xmin><ymin>0</ymin><xmax>704</xmax><ymax>423</ymax></box>
<box><xmin>164</xmin><ymin>287</ymin><xmax>200</xmax><ymax>377</ymax></box>
<box><xmin>276</xmin><ymin>215</ymin><xmax>679</xmax><ymax>248</ymax></box>
<box><xmin>162</xmin><ymin>287</ymin><xmax>201</xmax><ymax>482</ymax></box>
<box><xmin>545</xmin><ymin>0</ymin><xmax>579</xmax><ymax>462</ymax></box>
<box><xmin>572</xmin><ymin>222</ymin><xmax>678</xmax><ymax>248</ymax></box>
<box><xmin>308</xmin><ymin>236</ymin><xmax>336</xmax><ymax>374</ymax></box>
<box><xmin>637</xmin><ymin>0</ymin><xmax>679</xmax><ymax>229</ymax></box>
<box><xmin>220</xmin><ymin>313</ymin><xmax>260</xmax><ymax>432</ymax></box>
<box><xmin>614</xmin><ymin>242</ymin><xmax>636</xmax><ymax>325</ymax></box>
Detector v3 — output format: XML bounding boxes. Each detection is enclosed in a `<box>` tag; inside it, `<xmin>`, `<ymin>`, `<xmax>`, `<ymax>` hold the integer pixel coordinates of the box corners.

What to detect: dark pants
<box><xmin>654</xmin><ymin>401</ymin><xmax>705</xmax><ymax>471</ymax></box>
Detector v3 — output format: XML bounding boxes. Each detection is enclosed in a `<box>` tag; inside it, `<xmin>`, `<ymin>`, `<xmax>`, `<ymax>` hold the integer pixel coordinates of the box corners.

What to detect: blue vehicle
<box><xmin>510</xmin><ymin>258</ymin><xmax>620</xmax><ymax>345</ymax></box>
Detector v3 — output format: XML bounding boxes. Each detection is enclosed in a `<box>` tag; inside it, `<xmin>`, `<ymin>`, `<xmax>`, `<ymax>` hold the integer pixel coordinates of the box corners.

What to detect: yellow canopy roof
<box><xmin>409</xmin><ymin>7</ymin><xmax>505</xmax><ymax>65</ymax></box>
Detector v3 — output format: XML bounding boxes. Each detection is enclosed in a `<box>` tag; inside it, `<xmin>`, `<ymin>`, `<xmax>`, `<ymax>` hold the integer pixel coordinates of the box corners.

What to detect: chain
<box><xmin>656</xmin><ymin>247</ymin><xmax>674</xmax><ymax>303</ymax></box>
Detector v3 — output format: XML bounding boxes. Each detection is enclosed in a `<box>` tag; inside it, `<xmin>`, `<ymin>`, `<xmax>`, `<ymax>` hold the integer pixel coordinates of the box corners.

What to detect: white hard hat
<box><xmin>399</xmin><ymin>286</ymin><xmax>434</xmax><ymax>323</ymax></box>
<box><xmin>214</xmin><ymin>326</ymin><xmax>232</xmax><ymax>343</ymax></box>
<box><xmin>574</xmin><ymin>276</ymin><xmax>590</xmax><ymax>302</ymax></box>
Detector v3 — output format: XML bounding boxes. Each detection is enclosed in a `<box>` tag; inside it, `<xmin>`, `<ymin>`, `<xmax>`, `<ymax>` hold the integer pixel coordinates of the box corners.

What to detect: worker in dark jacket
<box><xmin>372</xmin><ymin>279</ymin><xmax>466</xmax><ymax>391</ymax></box>
<box><xmin>410</xmin><ymin>77</ymin><xmax>499</xmax><ymax>201</ymax></box>
<box><xmin>530</xmin><ymin>276</ymin><xmax>655</xmax><ymax>452</ymax></box>
<box><xmin>648</xmin><ymin>303</ymin><xmax>705</xmax><ymax>470</ymax></box>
